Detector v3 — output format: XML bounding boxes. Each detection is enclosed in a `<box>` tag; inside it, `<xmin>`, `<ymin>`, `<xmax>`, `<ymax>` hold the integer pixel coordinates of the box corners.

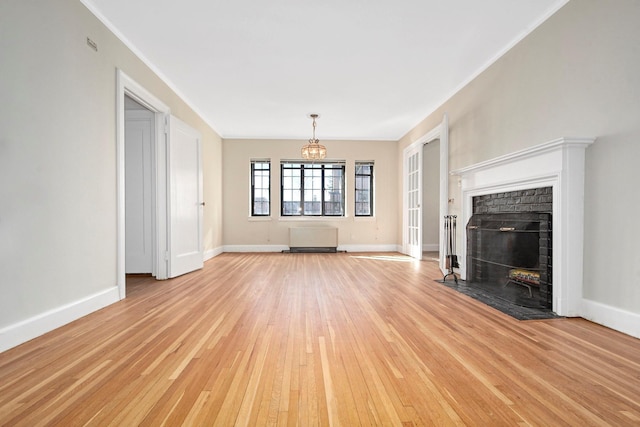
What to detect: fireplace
<box><xmin>452</xmin><ymin>137</ymin><xmax>594</xmax><ymax>316</ymax></box>
<box><xmin>467</xmin><ymin>188</ymin><xmax>552</xmax><ymax>309</ymax></box>
<box><xmin>467</xmin><ymin>202</ymin><xmax>553</xmax><ymax>313</ymax></box>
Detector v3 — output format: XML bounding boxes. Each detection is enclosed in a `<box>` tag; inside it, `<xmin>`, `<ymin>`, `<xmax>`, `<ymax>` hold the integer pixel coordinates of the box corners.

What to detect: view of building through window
<box><xmin>281</xmin><ymin>162</ymin><xmax>345</xmax><ymax>216</ymax></box>
<box><xmin>251</xmin><ymin>160</ymin><xmax>270</xmax><ymax>216</ymax></box>
<box><xmin>355</xmin><ymin>162</ymin><xmax>374</xmax><ymax>216</ymax></box>
<box><xmin>251</xmin><ymin>160</ymin><xmax>373</xmax><ymax>217</ymax></box>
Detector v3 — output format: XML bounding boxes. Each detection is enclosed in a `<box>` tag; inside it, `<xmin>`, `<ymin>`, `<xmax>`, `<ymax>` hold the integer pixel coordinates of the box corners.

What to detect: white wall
<box><xmin>222</xmin><ymin>139</ymin><xmax>398</xmax><ymax>251</ymax></box>
<box><xmin>399</xmin><ymin>0</ymin><xmax>640</xmax><ymax>335</ymax></box>
<box><xmin>0</xmin><ymin>0</ymin><xmax>223</xmax><ymax>351</ymax></box>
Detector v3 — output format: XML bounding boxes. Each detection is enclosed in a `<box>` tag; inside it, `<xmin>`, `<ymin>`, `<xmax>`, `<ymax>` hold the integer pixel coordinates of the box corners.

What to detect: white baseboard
<box><xmin>221</xmin><ymin>244</ymin><xmax>401</xmax><ymax>253</ymax></box>
<box><xmin>204</xmin><ymin>246</ymin><xmax>224</xmax><ymax>261</ymax></box>
<box><xmin>223</xmin><ymin>245</ymin><xmax>290</xmax><ymax>253</ymax></box>
<box><xmin>581</xmin><ymin>298</ymin><xmax>640</xmax><ymax>339</ymax></box>
<box><xmin>337</xmin><ymin>244</ymin><xmax>399</xmax><ymax>253</ymax></box>
<box><xmin>422</xmin><ymin>243</ymin><xmax>439</xmax><ymax>252</ymax></box>
<box><xmin>0</xmin><ymin>286</ymin><xmax>120</xmax><ymax>353</ymax></box>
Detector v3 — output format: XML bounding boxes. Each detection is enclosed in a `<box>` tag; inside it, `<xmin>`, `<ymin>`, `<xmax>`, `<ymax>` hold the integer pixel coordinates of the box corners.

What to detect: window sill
<box><xmin>278</xmin><ymin>216</ymin><xmax>349</xmax><ymax>222</ymax></box>
<box><xmin>354</xmin><ymin>216</ymin><xmax>376</xmax><ymax>221</ymax></box>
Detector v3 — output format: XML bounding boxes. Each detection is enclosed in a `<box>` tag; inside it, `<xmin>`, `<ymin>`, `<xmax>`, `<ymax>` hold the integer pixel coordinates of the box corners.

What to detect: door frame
<box><xmin>402</xmin><ymin>114</ymin><xmax>449</xmax><ymax>273</ymax></box>
<box><xmin>116</xmin><ymin>69</ymin><xmax>170</xmax><ymax>299</ymax></box>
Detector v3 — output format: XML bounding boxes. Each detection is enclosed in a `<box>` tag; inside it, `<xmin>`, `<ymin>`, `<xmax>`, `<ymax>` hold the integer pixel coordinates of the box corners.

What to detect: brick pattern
<box><xmin>538</xmin><ymin>218</ymin><xmax>552</xmax><ymax>307</ymax></box>
<box><xmin>473</xmin><ymin>187</ymin><xmax>552</xmax><ymax>214</ymax></box>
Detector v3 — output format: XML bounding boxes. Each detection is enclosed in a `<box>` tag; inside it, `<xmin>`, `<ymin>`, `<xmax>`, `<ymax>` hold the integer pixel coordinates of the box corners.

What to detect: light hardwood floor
<box><xmin>1</xmin><ymin>252</ymin><xmax>639</xmax><ymax>426</ymax></box>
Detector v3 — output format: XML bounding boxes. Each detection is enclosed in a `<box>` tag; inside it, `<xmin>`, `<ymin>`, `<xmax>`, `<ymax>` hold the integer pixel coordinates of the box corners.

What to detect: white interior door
<box><xmin>404</xmin><ymin>145</ymin><xmax>422</xmax><ymax>260</ymax></box>
<box><xmin>168</xmin><ymin>115</ymin><xmax>203</xmax><ymax>278</ymax></box>
<box><xmin>125</xmin><ymin>109</ymin><xmax>154</xmax><ymax>273</ymax></box>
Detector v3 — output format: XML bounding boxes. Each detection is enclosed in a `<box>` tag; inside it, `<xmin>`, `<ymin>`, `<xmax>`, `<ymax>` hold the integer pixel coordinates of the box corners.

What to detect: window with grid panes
<box><xmin>355</xmin><ymin>161</ymin><xmax>374</xmax><ymax>216</ymax></box>
<box><xmin>250</xmin><ymin>160</ymin><xmax>270</xmax><ymax>216</ymax></box>
<box><xmin>281</xmin><ymin>162</ymin><xmax>345</xmax><ymax>216</ymax></box>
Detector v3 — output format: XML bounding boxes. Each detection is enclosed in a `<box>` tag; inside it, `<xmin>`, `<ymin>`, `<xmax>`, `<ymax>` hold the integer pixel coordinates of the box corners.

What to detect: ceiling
<box><xmin>82</xmin><ymin>0</ymin><xmax>567</xmax><ymax>141</ymax></box>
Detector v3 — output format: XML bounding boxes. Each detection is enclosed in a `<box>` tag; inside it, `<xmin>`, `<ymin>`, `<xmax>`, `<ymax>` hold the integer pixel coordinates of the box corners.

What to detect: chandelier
<box><xmin>301</xmin><ymin>113</ymin><xmax>326</xmax><ymax>160</ymax></box>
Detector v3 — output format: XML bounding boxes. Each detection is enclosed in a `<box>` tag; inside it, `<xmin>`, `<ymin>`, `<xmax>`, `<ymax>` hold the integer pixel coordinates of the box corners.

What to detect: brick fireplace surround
<box><xmin>452</xmin><ymin>138</ymin><xmax>594</xmax><ymax>317</ymax></box>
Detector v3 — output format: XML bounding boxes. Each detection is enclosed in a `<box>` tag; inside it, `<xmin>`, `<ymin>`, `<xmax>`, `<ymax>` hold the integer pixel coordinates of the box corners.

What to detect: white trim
<box><xmin>451</xmin><ymin>137</ymin><xmax>595</xmax><ymax>175</ymax></box>
<box><xmin>581</xmin><ymin>299</ymin><xmax>640</xmax><ymax>339</ymax></box>
<box><xmin>204</xmin><ymin>247</ymin><xmax>224</xmax><ymax>261</ymax></box>
<box><xmin>221</xmin><ymin>244</ymin><xmax>399</xmax><ymax>253</ymax></box>
<box><xmin>248</xmin><ymin>216</ymin><xmax>274</xmax><ymax>222</ymax></box>
<box><xmin>117</xmin><ymin>69</ymin><xmax>171</xmax><ymax>299</ymax></box>
<box><xmin>223</xmin><ymin>245</ymin><xmax>290</xmax><ymax>253</ymax></box>
<box><xmin>0</xmin><ymin>287</ymin><xmax>120</xmax><ymax>353</ymax></box>
<box><xmin>452</xmin><ymin>137</ymin><xmax>594</xmax><ymax>317</ymax></box>
<box><xmin>278</xmin><ymin>216</ymin><xmax>350</xmax><ymax>222</ymax></box>
<box><xmin>353</xmin><ymin>216</ymin><xmax>377</xmax><ymax>222</ymax></box>
<box><xmin>339</xmin><ymin>244</ymin><xmax>400</xmax><ymax>253</ymax></box>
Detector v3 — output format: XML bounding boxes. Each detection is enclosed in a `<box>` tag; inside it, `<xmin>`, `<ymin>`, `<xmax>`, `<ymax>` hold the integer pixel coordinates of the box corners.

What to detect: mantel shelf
<box><xmin>451</xmin><ymin>137</ymin><xmax>594</xmax><ymax>176</ymax></box>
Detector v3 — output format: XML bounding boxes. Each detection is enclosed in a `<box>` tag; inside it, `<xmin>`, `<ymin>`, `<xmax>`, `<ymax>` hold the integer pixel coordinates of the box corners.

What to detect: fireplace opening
<box><xmin>466</xmin><ymin>188</ymin><xmax>553</xmax><ymax>310</ymax></box>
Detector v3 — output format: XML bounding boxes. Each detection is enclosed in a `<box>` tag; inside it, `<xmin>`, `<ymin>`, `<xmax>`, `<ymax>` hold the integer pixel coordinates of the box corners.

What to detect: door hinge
<box><xmin>165</xmin><ymin>251</ymin><xmax>170</xmax><ymax>261</ymax></box>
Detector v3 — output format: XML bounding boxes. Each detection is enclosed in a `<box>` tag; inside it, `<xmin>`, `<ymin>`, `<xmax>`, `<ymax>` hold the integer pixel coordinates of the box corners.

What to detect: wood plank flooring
<box><xmin>1</xmin><ymin>252</ymin><xmax>639</xmax><ymax>426</ymax></box>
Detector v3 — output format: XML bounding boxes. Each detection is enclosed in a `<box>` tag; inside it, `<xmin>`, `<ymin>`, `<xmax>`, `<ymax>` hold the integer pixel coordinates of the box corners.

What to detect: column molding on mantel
<box><xmin>451</xmin><ymin>137</ymin><xmax>595</xmax><ymax>317</ymax></box>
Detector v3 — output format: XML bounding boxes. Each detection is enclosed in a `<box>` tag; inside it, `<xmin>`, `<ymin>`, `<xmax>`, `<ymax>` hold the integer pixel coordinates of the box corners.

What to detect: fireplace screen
<box><xmin>466</xmin><ymin>212</ymin><xmax>552</xmax><ymax>309</ymax></box>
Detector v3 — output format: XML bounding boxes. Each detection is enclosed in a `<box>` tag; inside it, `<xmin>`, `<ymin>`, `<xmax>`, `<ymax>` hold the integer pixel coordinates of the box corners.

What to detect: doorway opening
<box><xmin>117</xmin><ymin>70</ymin><xmax>204</xmax><ymax>299</ymax></box>
<box><xmin>402</xmin><ymin>114</ymin><xmax>449</xmax><ymax>274</ymax></box>
<box><xmin>125</xmin><ymin>95</ymin><xmax>155</xmax><ymax>277</ymax></box>
<box><xmin>116</xmin><ymin>69</ymin><xmax>171</xmax><ymax>299</ymax></box>
<box><xmin>422</xmin><ymin>139</ymin><xmax>440</xmax><ymax>262</ymax></box>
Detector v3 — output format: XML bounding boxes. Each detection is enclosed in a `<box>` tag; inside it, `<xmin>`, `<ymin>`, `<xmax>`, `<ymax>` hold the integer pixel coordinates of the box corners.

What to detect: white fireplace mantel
<box><xmin>451</xmin><ymin>137</ymin><xmax>595</xmax><ymax>317</ymax></box>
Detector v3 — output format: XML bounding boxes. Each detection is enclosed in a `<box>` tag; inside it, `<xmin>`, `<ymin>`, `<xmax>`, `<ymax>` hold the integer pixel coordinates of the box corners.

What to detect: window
<box><xmin>251</xmin><ymin>160</ymin><xmax>270</xmax><ymax>216</ymax></box>
<box><xmin>281</xmin><ymin>162</ymin><xmax>345</xmax><ymax>216</ymax></box>
<box><xmin>355</xmin><ymin>161</ymin><xmax>374</xmax><ymax>216</ymax></box>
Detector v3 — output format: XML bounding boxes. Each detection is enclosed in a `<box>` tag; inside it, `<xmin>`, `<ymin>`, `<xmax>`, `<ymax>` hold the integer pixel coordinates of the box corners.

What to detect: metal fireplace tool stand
<box><xmin>443</xmin><ymin>215</ymin><xmax>459</xmax><ymax>283</ymax></box>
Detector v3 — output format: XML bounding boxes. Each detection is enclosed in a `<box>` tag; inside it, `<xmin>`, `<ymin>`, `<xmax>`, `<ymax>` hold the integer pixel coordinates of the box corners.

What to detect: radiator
<box><xmin>289</xmin><ymin>227</ymin><xmax>338</xmax><ymax>253</ymax></box>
